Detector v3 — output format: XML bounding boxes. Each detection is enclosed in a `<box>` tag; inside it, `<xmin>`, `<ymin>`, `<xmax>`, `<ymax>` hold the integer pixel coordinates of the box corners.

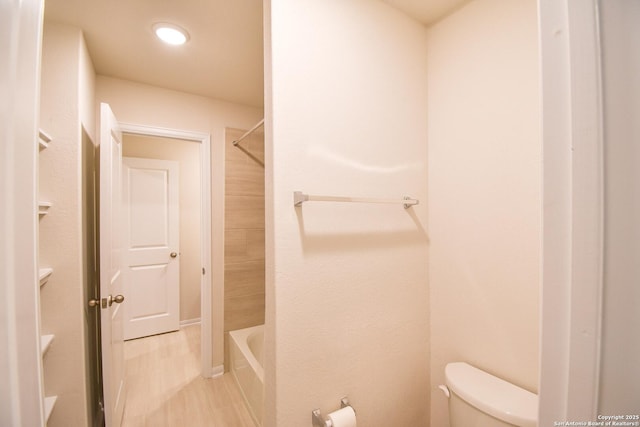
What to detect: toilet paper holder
<box><xmin>312</xmin><ymin>397</ymin><xmax>354</xmax><ymax>427</ymax></box>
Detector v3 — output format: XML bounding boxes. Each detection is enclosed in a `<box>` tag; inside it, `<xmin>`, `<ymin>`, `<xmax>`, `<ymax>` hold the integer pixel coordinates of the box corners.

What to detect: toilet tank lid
<box><xmin>445</xmin><ymin>362</ymin><xmax>538</xmax><ymax>427</ymax></box>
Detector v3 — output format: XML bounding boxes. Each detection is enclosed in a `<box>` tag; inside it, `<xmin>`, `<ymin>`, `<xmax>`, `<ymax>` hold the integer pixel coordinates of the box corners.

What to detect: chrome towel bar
<box><xmin>294</xmin><ymin>191</ymin><xmax>418</xmax><ymax>209</ymax></box>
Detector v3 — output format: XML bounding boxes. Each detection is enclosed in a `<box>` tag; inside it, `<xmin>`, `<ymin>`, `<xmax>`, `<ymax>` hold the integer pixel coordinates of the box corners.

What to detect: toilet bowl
<box><xmin>444</xmin><ymin>362</ymin><xmax>538</xmax><ymax>427</ymax></box>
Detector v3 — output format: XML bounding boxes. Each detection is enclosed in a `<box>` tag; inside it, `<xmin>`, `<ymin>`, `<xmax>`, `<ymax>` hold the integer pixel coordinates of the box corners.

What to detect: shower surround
<box><xmin>224</xmin><ymin>127</ymin><xmax>266</xmax><ymax>370</ymax></box>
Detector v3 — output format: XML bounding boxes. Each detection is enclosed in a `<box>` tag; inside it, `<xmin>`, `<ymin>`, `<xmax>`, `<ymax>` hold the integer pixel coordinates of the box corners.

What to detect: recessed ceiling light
<box><xmin>153</xmin><ymin>23</ymin><xmax>189</xmax><ymax>46</ymax></box>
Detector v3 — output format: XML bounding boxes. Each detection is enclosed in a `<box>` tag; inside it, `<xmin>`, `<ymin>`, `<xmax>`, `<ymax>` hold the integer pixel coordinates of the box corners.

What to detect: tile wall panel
<box><xmin>224</xmin><ymin>128</ymin><xmax>265</xmax><ymax>370</ymax></box>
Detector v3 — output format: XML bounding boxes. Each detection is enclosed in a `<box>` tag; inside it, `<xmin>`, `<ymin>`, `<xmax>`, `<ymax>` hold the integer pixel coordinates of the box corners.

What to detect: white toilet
<box><xmin>444</xmin><ymin>362</ymin><xmax>538</xmax><ymax>427</ymax></box>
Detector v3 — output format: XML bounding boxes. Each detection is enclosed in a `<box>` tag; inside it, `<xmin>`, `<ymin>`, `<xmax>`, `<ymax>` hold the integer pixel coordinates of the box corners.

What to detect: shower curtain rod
<box><xmin>232</xmin><ymin>118</ymin><xmax>264</xmax><ymax>146</ymax></box>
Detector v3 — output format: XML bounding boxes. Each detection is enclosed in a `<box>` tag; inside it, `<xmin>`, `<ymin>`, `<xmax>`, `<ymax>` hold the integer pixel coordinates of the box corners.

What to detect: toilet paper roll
<box><xmin>327</xmin><ymin>406</ymin><xmax>357</xmax><ymax>427</ymax></box>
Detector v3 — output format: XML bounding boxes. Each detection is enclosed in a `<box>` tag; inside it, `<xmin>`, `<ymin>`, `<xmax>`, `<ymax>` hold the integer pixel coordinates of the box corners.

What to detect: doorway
<box><xmin>122</xmin><ymin>138</ymin><xmax>195</xmax><ymax>340</ymax></box>
<box><xmin>119</xmin><ymin>123</ymin><xmax>213</xmax><ymax>377</ymax></box>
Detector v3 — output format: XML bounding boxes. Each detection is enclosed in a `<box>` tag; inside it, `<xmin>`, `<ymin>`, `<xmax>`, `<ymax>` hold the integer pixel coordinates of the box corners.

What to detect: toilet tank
<box><xmin>445</xmin><ymin>362</ymin><xmax>538</xmax><ymax>427</ymax></box>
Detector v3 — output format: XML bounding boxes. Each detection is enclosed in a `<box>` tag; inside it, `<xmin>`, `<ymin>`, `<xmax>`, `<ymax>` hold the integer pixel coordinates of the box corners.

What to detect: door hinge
<box><xmin>202</xmin><ymin>267</ymin><xmax>205</xmax><ymax>275</ymax></box>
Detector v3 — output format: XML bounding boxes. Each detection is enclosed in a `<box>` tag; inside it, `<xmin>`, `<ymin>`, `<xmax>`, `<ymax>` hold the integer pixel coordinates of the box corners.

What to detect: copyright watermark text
<box><xmin>553</xmin><ymin>415</ymin><xmax>640</xmax><ymax>427</ymax></box>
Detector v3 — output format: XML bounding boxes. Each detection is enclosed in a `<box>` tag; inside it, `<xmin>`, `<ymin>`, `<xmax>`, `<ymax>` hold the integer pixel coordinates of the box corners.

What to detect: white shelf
<box><xmin>39</xmin><ymin>268</ymin><xmax>53</xmax><ymax>287</ymax></box>
<box><xmin>38</xmin><ymin>128</ymin><xmax>55</xmax><ymax>425</ymax></box>
<box><xmin>38</xmin><ymin>128</ymin><xmax>56</xmax><ymax>425</ymax></box>
<box><xmin>38</xmin><ymin>130</ymin><xmax>52</xmax><ymax>150</ymax></box>
<box><xmin>44</xmin><ymin>395</ymin><xmax>57</xmax><ymax>423</ymax></box>
<box><xmin>41</xmin><ymin>334</ymin><xmax>54</xmax><ymax>356</ymax></box>
<box><xmin>38</xmin><ymin>201</ymin><xmax>52</xmax><ymax>216</ymax></box>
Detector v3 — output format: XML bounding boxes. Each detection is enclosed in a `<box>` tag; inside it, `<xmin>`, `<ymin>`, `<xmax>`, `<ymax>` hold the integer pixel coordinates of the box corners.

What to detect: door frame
<box><xmin>538</xmin><ymin>0</ymin><xmax>604</xmax><ymax>423</ymax></box>
<box><xmin>119</xmin><ymin>122</ymin><xmax>214</xmax><ymax>378</ymax></box>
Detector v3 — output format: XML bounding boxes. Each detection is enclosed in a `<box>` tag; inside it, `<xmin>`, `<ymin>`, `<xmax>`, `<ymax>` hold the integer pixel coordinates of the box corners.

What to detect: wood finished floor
<box><xmin>121</xmin><ymin>324</ymin><xmax>256</xmax><ymax>427</ymax></box>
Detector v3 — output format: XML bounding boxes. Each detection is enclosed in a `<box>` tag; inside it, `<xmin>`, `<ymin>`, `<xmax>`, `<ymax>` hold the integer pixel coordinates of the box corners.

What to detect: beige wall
<box><xmin>122</xmin><ymin>134</ymin><xmax>202</xmax><ymax>323</ymax></box>
<box><xmin>39</xmin><ymin>21</ymin><xmax>95</xmax><ymax>427</ymax></box>
<box><xmin>223</xmin><ymin>128</ymin><xmax>265</xmax><ymax>369</ymax></box>
<box><xmin>426</xmin><ymin>0</ymin><xmax>541</xmax><ymax>425</ymax></box>
<box><xmin>265</xmin><ymin>1</ymin><xmax>429</xmax><ymax>425</ymax></box>
<box><xmin>79</xmin><ymin>35</ymin><xmax>95</xmax><ymax>143</ymax></box>
<box><xmin>96</xmin><ymin>76</ymin><xmax>263</xmax><ymax>370</ymax></box>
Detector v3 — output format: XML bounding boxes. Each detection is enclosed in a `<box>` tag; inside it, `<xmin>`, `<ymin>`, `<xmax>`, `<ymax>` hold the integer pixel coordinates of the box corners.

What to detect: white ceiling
<box><xmin>44</xmin><ymin>0</ymin><xmax>468</xmax><ymax>109</ymax></box>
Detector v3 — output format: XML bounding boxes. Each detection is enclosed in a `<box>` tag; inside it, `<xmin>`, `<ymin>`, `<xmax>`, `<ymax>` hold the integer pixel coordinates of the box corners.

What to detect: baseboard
<box><xmin>210</xmin><ymin>365</ymin><xmax>224</xmax><ymax>379</ymax></box>
<box><xmin>180</xmin><ymin>318</ymin><xmax>201</xmax><ymax>327</ymax></box>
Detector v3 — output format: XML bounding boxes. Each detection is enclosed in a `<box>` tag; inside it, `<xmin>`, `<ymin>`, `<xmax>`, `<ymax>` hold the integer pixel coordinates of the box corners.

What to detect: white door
<box><xmin>122</xmin><ymin>157</ymin><xmax>180</xmax><ymax>340</ymax></box>
<box><xmin>99</xmin><ymin>103</ymin><xmax>126</xmax><ymax>427</ymax></box>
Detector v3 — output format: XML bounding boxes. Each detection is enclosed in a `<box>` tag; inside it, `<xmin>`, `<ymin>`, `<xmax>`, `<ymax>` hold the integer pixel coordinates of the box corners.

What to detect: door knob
<box><xmin>99</xmin><ymin>294</ymin><xmax>125</xmax><ymax>308</ymax></box>
<box><xmin>170</xmin><ymin>252</ymin><xmax>178</xmax><ymax>258</ymax></box>
<box><xmin>89</xmin><ymin>295</ymin><xmax>124</xmax><ymax>308</ymax></box>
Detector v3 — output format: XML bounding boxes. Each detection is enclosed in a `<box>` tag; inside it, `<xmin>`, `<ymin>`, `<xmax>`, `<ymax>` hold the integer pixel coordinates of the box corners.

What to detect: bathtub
<box><xmin>229</xmin><ymin>324</ymin><xmax>264</xmax><ymax>426</ymax></box>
